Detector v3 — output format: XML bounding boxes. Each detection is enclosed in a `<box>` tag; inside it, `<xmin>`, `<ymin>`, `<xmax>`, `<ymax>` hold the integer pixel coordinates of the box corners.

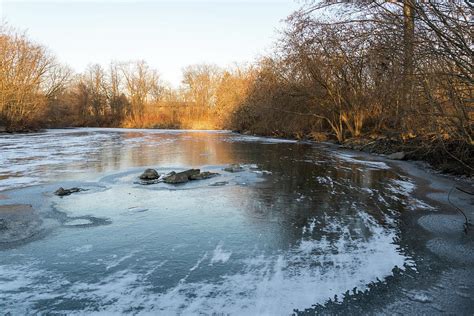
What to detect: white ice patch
<box><xmin>105</xmin><ymin>251</ymin><xmax>138</xmax><ymax>271</ymax></box>
<box><xmin>388</xmin><ymin>179</ymin><xmax>416</xmax><ymax>196</ymax></box>
<box><xmin>407</xmin><ymin>291</ymin><xmax>432</xmax><ymax>303</ymax></box>
<box><xmin>296</xmin><ymin>193</ymin><xmax>306</xmax><ymax>202</ymax></box>
<box><xmin>315</xmin><ymin>176</ymin><xmax>337</xmax><ymax>194</ymax></box>
<box><xmin>210</xmin><ymin>243</ymin><xmax>232</xmax><ymax>265</ymax></box>
<box><xmin>64</xmin><ymin>219</ymin><xmax>93</xmax><ymax>226</ymax></box>
<box><xmin>302</xmin><ymin>217</ymin><xmax>317</xmax><ymax>236</ymax></box>
<box><xmin>225</xmin><ymin>135</ymin><xmax>297</xmax><ymax>144</ymax></box>
<box><xmin>72</xmin><ymin>244</ymin><xmax>93</xmax><ymax>253</ymax></box>
<box><xmin>335</xmin><ymin>153</ymin><xmax>391</xmax><ymax>170</ymax></box>
<box><xmin>360</xmin><ymin>187</ymin><xmax>375</xmax><ymax>194</ymax></box>
<box><xmin>247</xmin><ymin>164</ymin><xmax>272</xmax><ymax>175</ymax></box>
<box><xmin>387</xmin><ymin>179</ymin><xmax>436</xmax><ymax>211</ymax></box>
<box><xmin>190</xmin><ymin>253</ymin><xmax>208</xmax><ymax>272</ymax></box>
<box><xmin>403</xmin><ymin>198</ymin><xmax>436</xmax><ymax>211</ymax></box>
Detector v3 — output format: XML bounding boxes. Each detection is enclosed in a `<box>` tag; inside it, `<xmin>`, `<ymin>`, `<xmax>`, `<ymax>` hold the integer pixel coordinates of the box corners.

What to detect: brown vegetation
<box><xmin>0</xmin><ymin>1</ymin><xmax>472</xmax><ymax>174</ymax></box>
<box><xmin>231</xmin><ymin>1</ymin><xmax>473</xmax><ymax>174</ymax></box>
<box><xmin>0</xmin><ymin>24</ymin><xmax>71</xmax><ymax>131</ymax></box>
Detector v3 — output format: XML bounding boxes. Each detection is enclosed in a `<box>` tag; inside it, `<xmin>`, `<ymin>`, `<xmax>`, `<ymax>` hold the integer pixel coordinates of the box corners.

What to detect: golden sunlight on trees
<box><xmin>121</xmin><ymin>60</ymin><xmax>162</xmax><ymax>123</ymax></box>
<box><xmin>180</xmin><ymin>64</ymin><xmax>221</xmax><ymax>128</ymax></box>
<box><xmin>0</xmin><ymin>24</ymin><xmax>70</xmax><ymax>131</ymax></box>
<box><xmin>0</xmin><ymin>1</ymin><xmax>472</xmax><ymax>173</ymax></box>
<box><xmin>215</xmin><ymin>65</ymin><xmax>256</xmax><ymax>128</ymax></box>
<box><xmin>229</xmin><ymin>0</ymin><xmax>472</xmax><ymax>172</ymax></box>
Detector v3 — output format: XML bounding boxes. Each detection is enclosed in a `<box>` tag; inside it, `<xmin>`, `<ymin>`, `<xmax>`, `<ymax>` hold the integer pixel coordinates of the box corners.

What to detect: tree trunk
<box><xmin>402</xmin><ymin>0</ymin><xmax>415</xmax><ymax>131</ymax></box>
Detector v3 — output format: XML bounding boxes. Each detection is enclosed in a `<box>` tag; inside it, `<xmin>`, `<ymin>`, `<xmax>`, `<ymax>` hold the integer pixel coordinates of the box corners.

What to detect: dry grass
<box><xmin>120</xmin><ymin>106</ymin><xmax>219</xmax><ymax>130</ymax></box>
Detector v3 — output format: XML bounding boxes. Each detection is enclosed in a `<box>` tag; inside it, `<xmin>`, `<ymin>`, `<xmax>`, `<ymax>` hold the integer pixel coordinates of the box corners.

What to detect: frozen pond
<box><xmin>0</xmin><ymin>129</ymin><xmax>430</xmax><ymax>314</ymax></box>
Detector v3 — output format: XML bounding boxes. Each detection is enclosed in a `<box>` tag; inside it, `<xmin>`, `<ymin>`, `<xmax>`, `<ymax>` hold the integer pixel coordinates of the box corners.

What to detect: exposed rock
<box><xmin>139</xmin><ymin>168</ymin><xmax>160</xmax><ymax>180</ymax></box>
<box><xmin>54</xmin><ymin>187</ymin><xmax>86</xmax><ymax>196</ymax></box>
<box><xmin>164</xmin><ymin>172</ymin><xmax>188</xmax><ymax>184</ymax></box>
<box><xmin>224</xmin><ymin>164</ymin><xmax>244</xmax><ymax>173</ymax></box>
<box><xmin>165</xmin><ymin>171</ymin><xmax>176</xmax><ymax>177</ymax></box>
<box><xmin>164</xmin><ymin>169</ymin><xmax>200</xmax><ymax>184</ymax></box>
<box><xmin>388</xmin><ymin>152</ymin><xmax>406</xmax><ymax>160</ymax></box>
<box><xmin>161</xmin><ymin>169</ymin><xmax>218</xmax><ymax>183</ymax></box>
<box><xmin>189</xmin><ymin>171</ymin><xmax>219</xmax><ymax>180</ymax></box>
<box><xmin>182</xmin><ymin>169</ymin><xmax>201</xmax><ymax>177</ymax></box>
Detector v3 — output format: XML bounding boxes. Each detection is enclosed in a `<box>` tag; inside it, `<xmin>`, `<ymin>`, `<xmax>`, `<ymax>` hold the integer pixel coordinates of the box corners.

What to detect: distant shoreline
<box><xmin>2</xmin><ymin>126</ymin><xmax>471</xmax><ymax>178</ymax></box>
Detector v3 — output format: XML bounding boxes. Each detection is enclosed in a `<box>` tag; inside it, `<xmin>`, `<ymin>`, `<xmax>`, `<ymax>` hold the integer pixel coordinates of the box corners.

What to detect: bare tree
<box><xmin>120</xmin><ymin>60</ymin><xmax>160</xmax><ymax>118</ymax></box>
<box><xmin>182</xmin><ymin>64</ymin><xmax>222</xmax><ymax>117</ymax></box>
<box><xmin>107</xmin><ymin>62</ymin><xmax>129</xmax><ymax>122</ymax></box>
<box><xmin>0</xmin><ymin>25</ymin><xmax>55</xmax><ymax>129</ymax></box>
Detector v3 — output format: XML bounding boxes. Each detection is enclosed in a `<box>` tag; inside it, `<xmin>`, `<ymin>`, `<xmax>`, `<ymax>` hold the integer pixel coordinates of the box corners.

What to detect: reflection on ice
<box><xmin>0</xmin><ymin>129</ymin><xmax>432</xmax><ymax>314</ymax></box>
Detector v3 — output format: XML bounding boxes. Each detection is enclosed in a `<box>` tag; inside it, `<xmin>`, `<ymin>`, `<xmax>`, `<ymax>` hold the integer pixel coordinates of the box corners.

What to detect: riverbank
<box><xmin>307</xmin><ymin>141</ymin><xmax>474</xmax><ymax>314</ymax></box>
<box><xmin>382</xmin><ymin>153</ymin><xmax>474</xmax><ymax>314</ymax></box>
<box><xmin>234</xmin><ymin>129</ymin><xmax>474</xmax><ymax>312</ymax></box>
<box><xmin>235</xmin><ymin>128</ymin><xmax>473</xmax><ymax>177</ymax></box>
<box><xmin>340</xmin><ymin>136</ymin><xmax>473</xmax><ymax>177</ymax></box>
<box><xmin>0</xmin><ymin>125</ymin><xmax>43</xmax><ymax>134</ymax></box>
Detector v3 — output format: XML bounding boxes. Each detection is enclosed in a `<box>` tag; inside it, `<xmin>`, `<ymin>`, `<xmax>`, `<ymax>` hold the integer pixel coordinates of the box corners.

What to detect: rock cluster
<box><xmin>54</xmin><ymin>187</ymin><xmax>86</xmax><ymax>196</ymax></box>
<box><xmin>137</xmin><ymin>168</ymin><xmax>219</xmax><ymax>184</ymax></box>
<box><xmin>164</xmin><ymin>169</ymin><xmax>218</xmax><ymax>184</ymax></box>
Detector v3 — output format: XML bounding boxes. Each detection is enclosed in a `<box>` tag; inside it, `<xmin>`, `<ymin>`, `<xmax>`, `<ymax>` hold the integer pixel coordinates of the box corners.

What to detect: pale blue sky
<box><xmin>1</xmin><ymin>0</ymin><xmax>300</xmax><ymax>86</ymax></box>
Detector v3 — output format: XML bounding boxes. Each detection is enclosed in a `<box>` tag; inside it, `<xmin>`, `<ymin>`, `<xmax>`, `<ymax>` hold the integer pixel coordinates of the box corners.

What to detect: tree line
<box><xmin>0</xmin><ymin>1</ymin><xmax>472</xmax><ymax>171</ymax></box>
<box><xmin>0</xmin><ymin>24</ymin><xmax>255</xmax><ymax>130</ymax></box>
<box><xmin>230</xmin><ymin>0</ymin><xmax>472</xmax><ymax>172</ymax></box>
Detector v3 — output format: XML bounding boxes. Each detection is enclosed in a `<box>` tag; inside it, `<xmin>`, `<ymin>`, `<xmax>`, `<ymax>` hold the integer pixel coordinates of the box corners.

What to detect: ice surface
<box><xmin>0</xmin><ymin>129</ymin><xmax>432</xmax><ymax>314</ymax></box>
<box><xmin>335</xmin><ymin>152</ymin><xmax>391</xmax><ymax>170</ymax></box>
<box><xmin>388</xmin><ymin>178</ymin><xmax>436</xmax><ymax>211</ymax></box>
<box><xmin>0</xmin><ymin>215</ymin><xmax>408</xmax><ymax>315</ymax></box>
<box><xmin>0</xmin><ymin>190</ymin><xmax>412</xmax><ymax>315</ymax></box>
<box><xmin>223</xmin><ymin>135</ymin><xmax>297</xmax><ymax>144</ymax></box>
<box><xmin>63</xmin><ymin>219</ymin><xmax>93</xmax><ymax>226</ymax></box>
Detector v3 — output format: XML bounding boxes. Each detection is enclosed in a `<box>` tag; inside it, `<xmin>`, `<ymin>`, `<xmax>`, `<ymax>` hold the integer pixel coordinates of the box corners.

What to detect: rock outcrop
<box><xmin>189</xmin><ymin>171</ymin><xmax>219</xmax><ymax>180</ymax></box>
<box><xmin>163</xmin><ymin>169</ymin><xmax>220</xmax><ymax>184</ymax></box>
<box><xmin>54</xmin><ymin>187</ymin><xmax>86</xmax><ymax>196</ymax></box>
<box><xmin>139</xmin><ymin>168</ymin><xmax>160</xmax><ymax>180</ymax></box>
<box><xmin>164</xmin><ymin>169</ymin><xmax>200</xmax><ymax>184</ymax></box>
<box><xmin>137</xmin><ymin>168</ymin><xmax>220</xmax><ymax>185</ymax></box>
